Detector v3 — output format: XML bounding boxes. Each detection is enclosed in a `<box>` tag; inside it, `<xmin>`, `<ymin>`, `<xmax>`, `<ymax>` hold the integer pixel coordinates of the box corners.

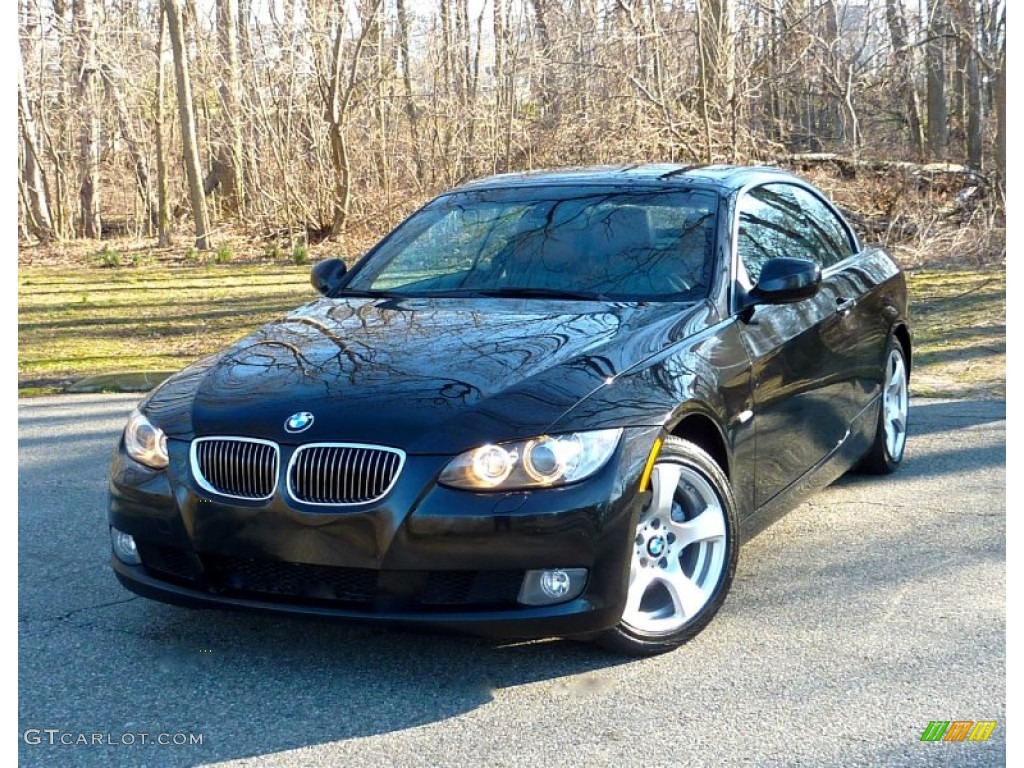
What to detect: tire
<box><xmin>595</xmin><ymin>436</ymin><xmax>739</xmax><ymax>656</ymax></box>
<box><xmin>858</xmin><ymin>338</ymin><xmax>909</xmax><ymax>475</ymax></box>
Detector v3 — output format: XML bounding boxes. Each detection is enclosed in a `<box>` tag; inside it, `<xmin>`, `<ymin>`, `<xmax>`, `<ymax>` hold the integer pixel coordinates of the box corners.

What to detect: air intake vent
<box><xmin>287</xmin><ymin>443</ymin><xmax>404</xmax><ymax>505</ymax></box>
<box><xmin>191</xmin><ymin>437</ymin><xmax>279</xmax><ymax>501</ymax></box>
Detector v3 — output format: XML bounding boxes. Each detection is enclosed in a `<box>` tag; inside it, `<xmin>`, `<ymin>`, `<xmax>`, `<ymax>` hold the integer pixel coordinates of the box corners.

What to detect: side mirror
<box><xmin>311</xmin><ymin>258</ymin><xmax>347</xmax><ymax>296</ymax></box>
<box><xmin>750</xmin><ymin>257</ymin><xmax>821</xmax><ymax>304</ymax></box>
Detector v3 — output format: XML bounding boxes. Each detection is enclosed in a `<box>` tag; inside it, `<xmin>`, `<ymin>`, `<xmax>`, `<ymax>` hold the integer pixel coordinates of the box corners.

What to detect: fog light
<box><xmin>517</xmin><ymin>568</ymin><xmax>588</xmax><ymax>606</ymax></box>
<box><xmin>540</xmin><ymin>569</ymin><xmax>571</xmax><ymax>598</ymax></box>
<box><xmin>111</xmin><ymin>527</ymin><xmax>141</xmax><ymax>565</ymax></box>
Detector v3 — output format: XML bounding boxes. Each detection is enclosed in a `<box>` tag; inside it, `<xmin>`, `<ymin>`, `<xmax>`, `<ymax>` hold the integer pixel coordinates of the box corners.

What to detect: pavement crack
<box><xmin>20</xmin><ymin>595</ymin><xmax>140</xmax><ymax>626</ymax></box>
<box><xmin>57</xmin><ymin>595</ymin><xmax>140</xmax><ymax>620</ymax></box>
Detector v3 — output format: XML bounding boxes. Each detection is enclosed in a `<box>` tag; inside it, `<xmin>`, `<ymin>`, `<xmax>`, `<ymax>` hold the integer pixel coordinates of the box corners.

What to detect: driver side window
<box><xmin>737</xmin><ymin>183</ymin><xmax>855</xmax><ymax>287</ymax></box>
<box><xmin>736</xmin><ymin>185</ymin><xmax>818</xmax><ymax>286</ymax></box>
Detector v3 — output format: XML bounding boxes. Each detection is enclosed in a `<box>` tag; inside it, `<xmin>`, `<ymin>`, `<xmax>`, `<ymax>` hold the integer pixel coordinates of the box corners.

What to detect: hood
<box><xmin>143</xmin><ymin>296</ymin><xmax>712</xmax><ymax>453</ymax></box>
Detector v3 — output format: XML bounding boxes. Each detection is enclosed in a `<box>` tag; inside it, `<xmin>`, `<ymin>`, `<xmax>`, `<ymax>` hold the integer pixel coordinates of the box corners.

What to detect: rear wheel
<box><xmin>859</xmin><ymin>339</ymin><xmax>909</xmax><ymax>474</ymax></box>
<box><xmin>596</xmin><ymin>437</ymin><xmax>738</xmax><ymax>656</ymax></box>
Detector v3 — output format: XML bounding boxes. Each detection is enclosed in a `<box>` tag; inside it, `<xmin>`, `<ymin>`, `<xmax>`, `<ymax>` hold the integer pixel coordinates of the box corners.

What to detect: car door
<box><xmin>782</xmin><ymin>184</ymin><xmax>880</xmax><ymax>418</ymax></box>
<box><xmin>733</xmin><ymin>183</ymin><xmax>864</xmax><ymax>507</ymax></box>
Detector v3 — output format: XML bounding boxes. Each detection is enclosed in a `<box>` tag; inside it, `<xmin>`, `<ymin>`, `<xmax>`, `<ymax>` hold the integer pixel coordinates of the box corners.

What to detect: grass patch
<box><xmin>18</xmin><ymin>386</ymin><xmax>66</xmax><ymax>398</ymax></box>
<box><xmin>19</xmin><ymin>263</ymin><xmax>313</xmax><ymax>390</ymax></box>
<box><xmin>95</xmin><ymin>246</ymin><xmax>123</xmax><ymax>268</ymax></box>
<box><xmin>18</xmin><ymin>261</ymin><xmax>1005</xmax><ymax>399</ymax></box>
<box><xmin>906</xmin><ymin>266</ymin><xmax>1005</xmax><ymax>399</ymax></box>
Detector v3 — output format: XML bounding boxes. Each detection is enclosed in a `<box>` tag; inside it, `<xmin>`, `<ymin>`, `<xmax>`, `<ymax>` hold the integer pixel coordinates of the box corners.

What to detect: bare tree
<box><xmin>322</xmin><ymin>0</ymin><xmax>385</xmax><ymax>237</ymax></box>
<box><xmin>14</xmin><ymin>0</ymin><xmax>1006</xmax><ymax>249</ymax></box>
<box><xmin>73</xmin><ymin>0</ymin><xmax>101</xmax><ymax>238</ymax></box>
<box><xmin>885</xmin><ymin>0</ymin><xmax>925</xmax><ymax>155</ymax></box>
<box><xmin>966</xmin><ymin>36</ymin><xmax>982</xmax><ymax>168</ymax></box>
<box><xmin>164</xmin><ymin>0</ymin><xmax>211</xmax><ymax>249</ymax></box>
<box><xmin>18</xmin><ymin>51</ymin><xmax>53</xmax><ymax>243</ymax></box>
<box><xmin>926</xmin><ymin>0</ymin><xmax>949</xmax><ymax>158</ymax></box>
<box><xmin>396</xmin><ymin>0</ymin><xmax>424</xmax><ymax>182</ymax></box>
<box><xmin>101</xmin><ymin>62</ymin><xmax>157</xmax><ymax>232</ymax></box>
<box><xmin>697</xmin><ymin>0</ymin><xmax>736</xmax><ymax>160</ymax></box>
<box><xmin>216</xmin><ymin>0</ymin><xmax>245</xmax><ymax>213</ymax></box>
<box><xmin>995</xmin><ymin>37</ymin><xmax>1005</xmax><ymax>181</ymax></box>
<box><xmin>155</xmin><ymin>5</ymin><xmax>172</xmax><ymax>246</ymax></box>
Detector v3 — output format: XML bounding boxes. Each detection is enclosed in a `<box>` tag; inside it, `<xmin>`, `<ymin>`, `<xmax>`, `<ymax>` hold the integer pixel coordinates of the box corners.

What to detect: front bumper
<box><xmin>108</xmin><ymin>427</ymin><xmax>660</xmax><ymax>639</ymax></box>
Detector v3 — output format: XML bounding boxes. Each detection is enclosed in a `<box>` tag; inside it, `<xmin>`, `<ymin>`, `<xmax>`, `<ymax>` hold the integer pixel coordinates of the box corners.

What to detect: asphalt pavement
<box><xmin>18</xmin><ymin>394</ymin><xmax>1006</xmax><ymax>767</ymax></box>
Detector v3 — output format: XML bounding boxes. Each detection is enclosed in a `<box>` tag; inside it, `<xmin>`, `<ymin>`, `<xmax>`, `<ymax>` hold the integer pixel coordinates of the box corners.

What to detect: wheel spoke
<box><xmin>649</xmin><ymin>462</ymin><xmax>682</xmax><ymax>517</ymax></box>
<box><xmin>624</xmin><ymin>565</ymin><xmax>656</xmax><ymax>617</ymax></box>
<box><xmin>887</xmin><ymin>379</ymin><xmax>902</xmax><ymax>399</ymax></box>
<box><xmin>668</xmin><ymin>506</ymin><xmax>725</xmax><ymax>548</ymax></box>
<box><xmin>659</xmin><ymin>559</ymin><xmax>707</xmax><ymax>619</ymax></box>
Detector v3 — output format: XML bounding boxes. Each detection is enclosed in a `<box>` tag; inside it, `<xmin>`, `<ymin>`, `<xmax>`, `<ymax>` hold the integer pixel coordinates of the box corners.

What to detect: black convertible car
<box><xmin>109</xmin><ymin>165</ymin><xmax>910</xmax><ymax>655</ymax></box>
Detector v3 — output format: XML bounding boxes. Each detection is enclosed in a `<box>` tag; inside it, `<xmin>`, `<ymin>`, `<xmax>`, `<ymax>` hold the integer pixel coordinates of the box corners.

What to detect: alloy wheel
<box><xmin>884</xmin><ymin>349</ymin><xmax>909</xmax><ymax>460</ymax></box>
<box><xmin>622</xmin><ymin>461</ymin><xmax>728</xmax><ymax>635</ymax></box>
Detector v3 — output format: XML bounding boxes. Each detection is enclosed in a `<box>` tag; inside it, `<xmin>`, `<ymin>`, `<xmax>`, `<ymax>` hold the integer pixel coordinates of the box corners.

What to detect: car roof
<box><xmin>451</xmin><ymin>164</ymin><xmax>808</xmax><ymax>195</ymax></box>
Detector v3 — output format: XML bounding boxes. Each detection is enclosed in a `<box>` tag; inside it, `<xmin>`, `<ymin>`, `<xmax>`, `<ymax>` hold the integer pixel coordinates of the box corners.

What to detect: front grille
<box><xmin>192</xmin><ymin>437</ymin><xmax>279</xmax><ymax>500</ymax></box>
<box><xmin>199</xmin><ymin>554</ymin><xmax>523</xmax><ymax>610</ymax></box>
<box><xmin>287</xmin><ymin>443</ymin><xmax>404</xmax><ymax>505</ymax></box>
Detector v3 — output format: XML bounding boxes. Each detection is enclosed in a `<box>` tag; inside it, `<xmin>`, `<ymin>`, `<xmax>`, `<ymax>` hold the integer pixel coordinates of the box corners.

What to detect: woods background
<box><xmin>16</xmin><ymin>0</ymin><xmax>1006</xmax><ymax>265</ymax></box>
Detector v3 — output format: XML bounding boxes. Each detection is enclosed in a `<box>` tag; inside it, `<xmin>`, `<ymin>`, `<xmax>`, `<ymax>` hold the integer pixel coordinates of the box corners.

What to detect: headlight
<box><xmin>438</xmin><ymin>429</ymin><xmax>622</xmax><ymax>491</ymax></box>
<box><xmin>123</xmin><ymin>409</ymin><xmax>169</xmax><ymax>469</ymax></box>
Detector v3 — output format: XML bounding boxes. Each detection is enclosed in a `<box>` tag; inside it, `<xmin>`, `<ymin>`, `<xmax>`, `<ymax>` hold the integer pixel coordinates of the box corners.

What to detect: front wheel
<box><xmin>596</xmin><ymin>436</ymin><xmax>738</xmax><ymax>656</ymax></box>
<box><xmin>858</xmin><ymin>339</ymin><xmax>909</xmax><ymax>474</ymax></box>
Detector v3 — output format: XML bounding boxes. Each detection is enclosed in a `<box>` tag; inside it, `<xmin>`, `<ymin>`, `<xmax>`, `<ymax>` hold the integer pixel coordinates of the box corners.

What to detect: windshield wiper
<box><xmin>463</xmin><ymin>287</ymin><xmax>607</xmax><ymax>301</ymax></box>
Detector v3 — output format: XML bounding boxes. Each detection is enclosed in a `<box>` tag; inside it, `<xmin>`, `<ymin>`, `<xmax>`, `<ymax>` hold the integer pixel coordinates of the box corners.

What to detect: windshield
<box><xmin>344</xmin><ymin>186</ymin><xmax>719</xmax><ymax>301</ymax></box>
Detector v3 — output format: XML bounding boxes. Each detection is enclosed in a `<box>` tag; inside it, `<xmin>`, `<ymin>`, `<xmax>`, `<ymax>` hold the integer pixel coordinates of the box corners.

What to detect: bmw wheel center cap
<box><xmin>285</xmin><ymin>411</ymin><xmax>314</xmax><ymax>433</ymax></box>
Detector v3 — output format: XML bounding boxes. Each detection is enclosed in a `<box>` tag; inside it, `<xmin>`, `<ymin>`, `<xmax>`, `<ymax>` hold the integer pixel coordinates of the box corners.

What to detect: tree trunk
<box><xmin>821</xmin><ymin>0</ymin><xmax>842</xmax><ymax>142</ymax></box>
<box><xmin>325</xmin><ymin>6</ymin><xmax>349</xmax><ymax>237</ymax></box>
<box><xmin>217</xmin><ymin>0</ymin><xmax>245</xmax><ymax>214</ymax></box>
<box><xmin>73</xmin><ymin>0</ymin><xmax>101</xmax><ymax>238</ymax></box>
<box><xmin>155</xmin><ymin>6</ymin><xmax>172</xmax><ymax>246</ymax></box>
<box><xmin>237</xmin><ymin>0</ymin><xmax>251</xmax><ymax>59</ymax></box>
<box><xmin>17</xmin><ymin>51</ymin><xmax>53</xmax><ymax>242</ymax></box>
<box><xmin>995</xmin><ymin>45</ymin><xmax>1005</xmax><ymax>181</ymax></box>
<box><xmin>493</xmin><ymin>0</ymin><xmax>505</xmax><ymax>111</ymax></box>
<box><xmin>885</xmin><ymin>0</ymin><xmax>925</xmax><ymax>155</ymax></box>
<box><xmin>926</xmin><ymin>0</ymin><xmax>949</xmax><ymax>158</ymax></box>
<box><xmin>396</xmin><ymin>0</ymin><xmax>424</xmax><ymax>181</ymax></box>
<box><xmin>966</xmin><ymin>47</ymin><xmax>982</xmax><ymax>168</ymax></box>
<box><xmin>323</xmin><ymin>0</ymin><xmax>382</xmax><ymax>237</ymax></box>
<box><xmin>164</xmin><ymin>0</ymin><xmax>211</xmax><ymax>249</ymax></box>
<box><xmin>361</xmin><ymin>0</ymin><xmax>386</xmax><ymax>186</ymax></box>
<box><xmin>528</xmin><ymin>0</ymin><xmax>556</xmax><ymax>121</ymax></box>
<box><xmin>697</xmin><ymin>0</ymin><xmax>734</xmax><ymax>159</ymax></box>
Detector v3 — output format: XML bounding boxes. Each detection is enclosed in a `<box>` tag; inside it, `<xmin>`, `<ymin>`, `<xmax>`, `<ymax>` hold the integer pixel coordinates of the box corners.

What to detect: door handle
<box><xmin>836</xmin><ymin>297</ymin><xmax>856</xmax><ymax>317</ymax></box>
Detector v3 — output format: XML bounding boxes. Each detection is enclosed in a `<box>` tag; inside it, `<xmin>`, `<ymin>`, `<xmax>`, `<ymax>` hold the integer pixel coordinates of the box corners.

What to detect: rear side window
<box><xmin>736</xmin><ymin>183</ymin><xmax>854</xmax><ymax>284</ymax></box>
<box><xmin>785</xmin><ymin>185</ymin><xmax>855</xmax><ymax>265</ymax></box>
